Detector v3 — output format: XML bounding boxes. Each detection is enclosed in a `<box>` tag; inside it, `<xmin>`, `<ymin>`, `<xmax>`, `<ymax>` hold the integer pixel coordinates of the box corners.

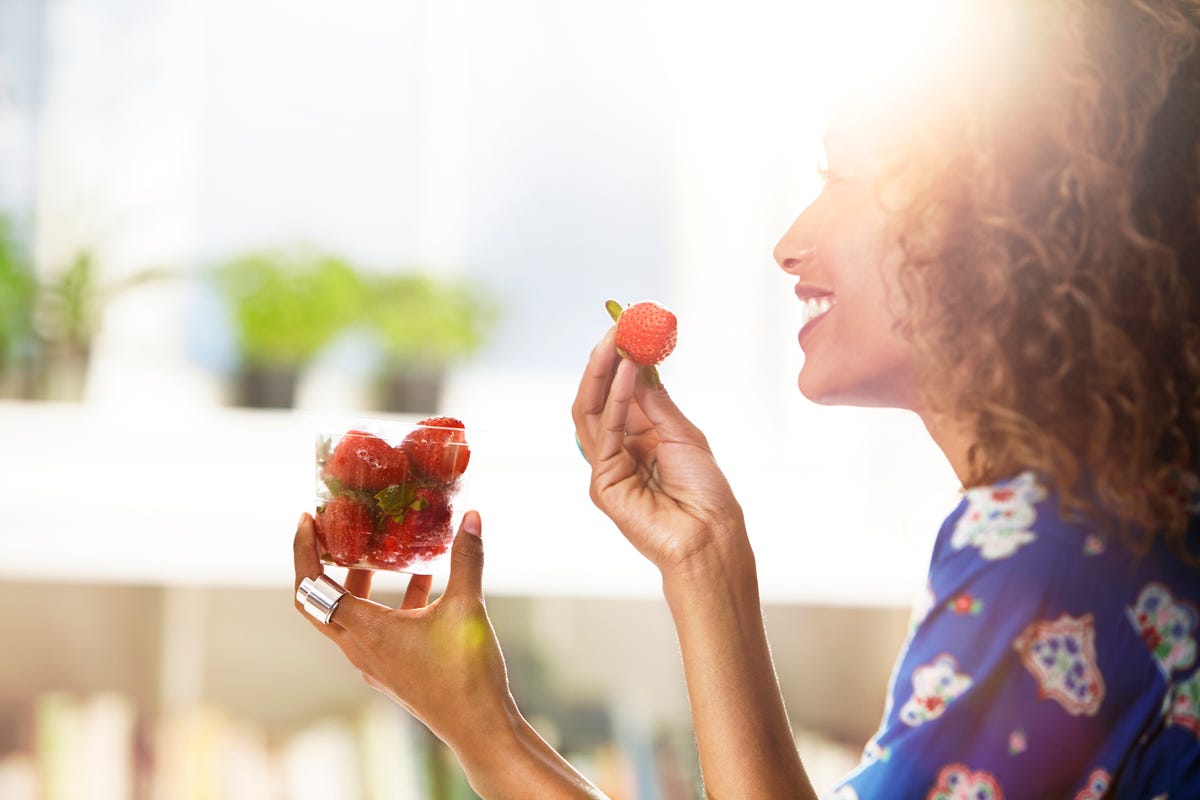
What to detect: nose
<box><xmin>773</xmin><ymin>203</ymin><xmax>819</xmax><ymax>276</ymax></box>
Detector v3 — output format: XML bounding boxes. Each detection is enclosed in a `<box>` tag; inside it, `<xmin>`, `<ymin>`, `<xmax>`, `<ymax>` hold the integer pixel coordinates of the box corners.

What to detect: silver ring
<box><xmin>297</xmin><ymin>575</ymin><xmax>348</xmax><ymax>624</ymax></box>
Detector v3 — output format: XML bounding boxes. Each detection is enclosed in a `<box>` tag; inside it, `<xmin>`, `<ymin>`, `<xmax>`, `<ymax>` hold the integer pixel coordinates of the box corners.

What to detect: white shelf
<box><xmin>0</xmin><ymin>389</ymin><xmax>959</xmax><ymax>606</ymax></box>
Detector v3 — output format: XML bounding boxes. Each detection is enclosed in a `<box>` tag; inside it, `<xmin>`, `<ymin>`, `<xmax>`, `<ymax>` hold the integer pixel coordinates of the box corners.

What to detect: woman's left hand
<box><xmin>293</xmin><ymin>512</ymin><xmax>610</xmax><ymax>799</ymax></box>
<box><xmin>292</xmin><ymin>511</ymin><xmax>514</xmax><ymax>752</ymax></box>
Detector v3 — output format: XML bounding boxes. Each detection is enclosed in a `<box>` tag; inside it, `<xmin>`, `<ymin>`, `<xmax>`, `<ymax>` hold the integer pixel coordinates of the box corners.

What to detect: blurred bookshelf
<box><xmin>0</xmin><ymin>581</ymin><xmax>895</xmax><ymax>799</ymax></box>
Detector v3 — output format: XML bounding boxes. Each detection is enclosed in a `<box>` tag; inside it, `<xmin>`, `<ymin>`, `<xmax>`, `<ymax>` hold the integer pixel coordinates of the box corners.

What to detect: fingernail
<box><xmin>297</xmin><ymin>512</ymin><xmax>309</xmax><ymax>528</ymax></box>
<box><xmin>462</xmin><ymin>511</ymin><xmax>481</xmax><ymax>537</ymax></box>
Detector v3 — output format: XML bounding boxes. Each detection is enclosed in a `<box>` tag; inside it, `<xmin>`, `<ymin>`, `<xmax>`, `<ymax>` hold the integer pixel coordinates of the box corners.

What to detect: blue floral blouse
<box><xmin>831</xmin><ymin>471</ymin><xmax>1200</xmax><ymax>799</ymax></box>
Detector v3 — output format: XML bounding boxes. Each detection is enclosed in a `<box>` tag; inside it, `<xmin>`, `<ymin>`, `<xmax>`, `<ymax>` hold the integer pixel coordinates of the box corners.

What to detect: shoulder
<box><xmin>835</xmin><ymin>472</ymin><xmax>1200</xmax><ymax>798</ymax></box>
<box><xmin>923</xmin><ymin>470</ymin><xmax>1200</xmax><ymax>698</ymax></box>
<box><xmin>927</xmin><ymin>471</ymin><xmax>1122</xmax><ymax>614</ymax></box>
<box><xmin>920</xmin><ymin>471</ymin><xmax>1200</xmax><ymax>703</ymax></box>
<box><xmin>937</xmin><ymin>471</ymin><xmax>1089</xmax><ymax>564</ymax></box>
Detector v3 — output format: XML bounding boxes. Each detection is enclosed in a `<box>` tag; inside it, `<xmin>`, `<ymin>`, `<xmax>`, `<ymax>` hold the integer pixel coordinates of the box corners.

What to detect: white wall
<box><xmin>14</xmin><ymin>0</ymin><xmax>962</xmax><ymax>603</ymax></box>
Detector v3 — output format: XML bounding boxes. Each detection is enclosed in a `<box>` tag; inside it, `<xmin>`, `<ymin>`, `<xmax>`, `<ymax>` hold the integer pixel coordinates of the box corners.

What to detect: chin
<box><xmin>796</xmin><ymin>369</ymin><xmax>915</xmax><ymax>410</ymax></box>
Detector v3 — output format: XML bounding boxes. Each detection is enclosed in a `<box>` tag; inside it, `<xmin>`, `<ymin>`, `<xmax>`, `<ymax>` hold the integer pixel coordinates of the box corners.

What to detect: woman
<box><xmin>293</xmin><ymin>0</ymin><xmax>1200</xmax><ymax>796</ymax></box>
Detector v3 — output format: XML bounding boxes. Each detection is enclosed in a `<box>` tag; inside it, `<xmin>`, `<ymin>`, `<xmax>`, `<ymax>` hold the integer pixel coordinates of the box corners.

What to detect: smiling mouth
<box><xmin>798</xmin><ymin>295</ymin><xmax>835</xmax><ymax>330</ymax></box>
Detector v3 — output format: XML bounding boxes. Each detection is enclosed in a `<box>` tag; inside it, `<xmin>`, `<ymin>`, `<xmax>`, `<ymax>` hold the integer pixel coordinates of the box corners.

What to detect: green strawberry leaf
<box><xmin>322</xmin><ymin>476</ymin><xmax>343</xmax><ymax>496</ymax></box>
<box><xmin>605</xmin><ymin>299</ymin><xmax>623</xmax><ymax>322</ymax></box>
<box><xmin>375</xmin><ymin>483</ymin><xmax>418</xmax><ymax>519</ymax></box>
<box><xmin>409</xmin><ymin>496</ymin><xmax>428</xmax><ymax>512</ymax></box>
<box><xmin>638</xmin><ymin>364</ymin><xmax>661</xmax><ymax>389</ymax></box>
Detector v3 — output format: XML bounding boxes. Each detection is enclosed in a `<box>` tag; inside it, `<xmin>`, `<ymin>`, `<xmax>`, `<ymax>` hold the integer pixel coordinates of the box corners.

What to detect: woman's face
<box><xmin>774</xmin><ymin>124</ymin><xmax>922</xmax><ymax>410</ymax></box>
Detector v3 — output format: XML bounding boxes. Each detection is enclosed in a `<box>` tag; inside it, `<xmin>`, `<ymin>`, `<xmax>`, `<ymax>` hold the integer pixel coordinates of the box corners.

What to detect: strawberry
<box><xmin>323</xmin><ymin>429</ymin><xmax>410</xmax><ymax>492</ymax></box>
<box><xmin>376</xmin><ymin>487</ymin><xmax>454</xmax><ymax>565</ymax></box>
<box><xmin>401</xmin><ymin>417</ymin><xmax>470</xmax><ymax>485</ymax></box>
<box><xmin>314</xmin><ymin>495</ymin><xmax>376</xmax><ymax>566</ymax></box>
<box><xmin>610</xmin><ymin>300</ymin><xmax>677</xmax><ymax>367</ymax></box>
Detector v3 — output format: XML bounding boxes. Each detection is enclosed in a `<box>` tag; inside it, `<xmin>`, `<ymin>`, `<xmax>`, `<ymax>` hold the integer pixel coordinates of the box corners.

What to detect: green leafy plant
<box><xmin>367</xmin><ymin>273</ymin><xmax>499</xmax><ymax>370</ymax></box>
<box><xmin>37</xmin><ymin>251</ymin><xmax>165</xmax><ymax>350</ymax></box>
<box><xmin>31</xmin><ymin>250</ymin><xmax>171</xmax><ymax>401</ymax></box>
<box><xmin>214</xmin><ymin>249</ymin><xmax>365</xmax><ymax>370</ymax></box>
<box><xmin>0</xmin><ymin>214</ymin><xmax>36</xmax><ymax>374</ymax></box>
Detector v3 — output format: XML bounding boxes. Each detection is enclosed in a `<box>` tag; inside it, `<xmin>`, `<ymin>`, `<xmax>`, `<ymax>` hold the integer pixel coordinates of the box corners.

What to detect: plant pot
<box><xmin>0</xmin><ymin>351</ymin><xmax>38</xmax><ymax>400</ymax></box>
<box><xmin>37</xmin><ymin>343</ymin><xmax>90</xmax><ymax>402</ymax></box>
<box><xmin>374</xmin><ymin>367</ymin><xmax>444</xmax><ymax>414</ymax></box>
<box><xmin>235</xmin><ymin>365</ymin><xmax>300</xmax><ymax>409</ymax></box>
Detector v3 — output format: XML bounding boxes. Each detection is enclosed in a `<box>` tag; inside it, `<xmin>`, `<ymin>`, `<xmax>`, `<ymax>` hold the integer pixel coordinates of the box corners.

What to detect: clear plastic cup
<box><xmin>314</xmin><ymin>416</ymin><xmax>474</xmax><ymax>573</ymax></box>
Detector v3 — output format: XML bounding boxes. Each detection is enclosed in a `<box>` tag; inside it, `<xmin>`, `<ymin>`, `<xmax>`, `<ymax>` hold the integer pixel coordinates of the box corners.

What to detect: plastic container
<box><xmin>314</xmin><ymin>416</ymin><xmax>473</xmax><ymax>573</ymax></box>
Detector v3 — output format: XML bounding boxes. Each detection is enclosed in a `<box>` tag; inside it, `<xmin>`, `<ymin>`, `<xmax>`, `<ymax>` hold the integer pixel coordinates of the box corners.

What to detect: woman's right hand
<box><xmin>570</xmin><ymin>327</ymin><xmax>748</xmax><ymax>576</ymax></box>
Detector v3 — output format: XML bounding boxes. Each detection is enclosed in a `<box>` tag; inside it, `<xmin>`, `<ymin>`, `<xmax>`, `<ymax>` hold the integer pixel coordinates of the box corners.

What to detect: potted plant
<box><xmin>28</xmin><ymin>248</ymin><xmax>167</xmax><ymax>402</ymax></box>
<box><xmin>213</xmin><ymin>249</ymin><xmax>364</xmax><ymax>408</ymax></box>
<box><xmin>0</xmin><ymin>214</ymin><xmax>37</xmax><ymax>399</ymax></box>
<box><xmin>366</xmin><ymin>272</ymin><xmax>499</xmax><ymax>413</ymax></box>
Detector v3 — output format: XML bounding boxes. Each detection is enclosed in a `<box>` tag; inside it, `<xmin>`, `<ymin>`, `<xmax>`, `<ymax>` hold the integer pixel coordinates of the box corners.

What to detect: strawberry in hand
<box><xmin>607</xmin><ymin>300</ymin><xmax>677</xmax><ymax>387</ymax></box>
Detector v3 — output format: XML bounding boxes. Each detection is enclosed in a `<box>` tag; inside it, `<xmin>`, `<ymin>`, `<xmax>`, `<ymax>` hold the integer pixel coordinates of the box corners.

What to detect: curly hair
<box><xmin>888</xmin><ymin>0</ymin><xmax>1200</xmax><ymax>559</ymax></box>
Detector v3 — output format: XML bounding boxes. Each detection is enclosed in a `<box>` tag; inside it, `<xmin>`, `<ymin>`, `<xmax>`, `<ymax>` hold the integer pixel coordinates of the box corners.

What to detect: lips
<box><xmin>794</xmin><ymin>282</ymin><xmax>836</xmax><ymax>340</ymax></box>
<box><xmin>798</xmin><ymin>295</ymin><xmax>835</xmax><ymax>329</ymax></box>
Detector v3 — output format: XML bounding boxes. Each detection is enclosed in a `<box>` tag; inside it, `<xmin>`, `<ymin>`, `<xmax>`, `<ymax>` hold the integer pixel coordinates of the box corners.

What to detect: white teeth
<box><xmin>799</xmin><ymin>296</ymin><xmax>835</xmax><ymax>328</ymax></box>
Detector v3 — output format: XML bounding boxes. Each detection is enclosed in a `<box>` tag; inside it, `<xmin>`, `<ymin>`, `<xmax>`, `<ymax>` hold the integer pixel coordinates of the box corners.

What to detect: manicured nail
<box><xmin>462</xmin><ymin>511</ymin><xmax>481</xmax><ymax>537</ymax></box>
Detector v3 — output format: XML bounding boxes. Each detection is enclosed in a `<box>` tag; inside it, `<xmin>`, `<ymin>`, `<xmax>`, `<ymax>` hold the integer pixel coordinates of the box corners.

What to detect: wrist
<box><xmin>444</xmin><ymin>691</ymin><xmax>522</xmax><ymax>764</ymax></box>
<box><xmin>451</xmin><ymin>700</ymin><xmax>604</xmax><ymax>799</ymax></box>
<box><xmin>659</xmin><ymin>514</ymin><xmax>756</xmax><ymax>598</ymax></box>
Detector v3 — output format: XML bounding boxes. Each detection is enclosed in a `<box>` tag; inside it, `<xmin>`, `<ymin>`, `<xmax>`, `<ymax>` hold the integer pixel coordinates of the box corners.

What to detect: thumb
<box><xmin>444</xmin><ymin>510</ymin><xmax>484</xmax><ymax>600</ymax></box>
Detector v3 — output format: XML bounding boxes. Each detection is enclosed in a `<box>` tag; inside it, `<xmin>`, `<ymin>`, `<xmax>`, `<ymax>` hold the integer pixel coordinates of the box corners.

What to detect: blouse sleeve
<box><xmin>828</xmin><ymin>473</ymin><xmax>1166</xmax><ymax>800</ymax></box>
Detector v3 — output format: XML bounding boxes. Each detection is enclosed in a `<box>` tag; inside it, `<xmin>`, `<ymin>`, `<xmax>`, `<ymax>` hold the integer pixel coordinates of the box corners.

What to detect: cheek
<box><xmin>827</xmin><ymin>209</ymin><xmax>905</xmax><ymax>321</ymax></box>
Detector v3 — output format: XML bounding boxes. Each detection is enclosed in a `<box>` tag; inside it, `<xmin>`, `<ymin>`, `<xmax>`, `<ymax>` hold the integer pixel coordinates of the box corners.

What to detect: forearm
<box><xmin>452</xmin><ymin>698</ymin><xmax>610</xmax><ymax>800</ymax></box>
<box><xmin>663</xmin><ymin>526</ymin><xmax>817</xmax><ymax>800</ymax></box>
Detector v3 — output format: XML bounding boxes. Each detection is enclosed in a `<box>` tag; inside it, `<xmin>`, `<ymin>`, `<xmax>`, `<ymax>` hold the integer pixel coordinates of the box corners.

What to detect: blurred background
<box><xmin>0</xmin><ymin>0</ymin><xmax>962</xmax><ymax>797</ymax></box>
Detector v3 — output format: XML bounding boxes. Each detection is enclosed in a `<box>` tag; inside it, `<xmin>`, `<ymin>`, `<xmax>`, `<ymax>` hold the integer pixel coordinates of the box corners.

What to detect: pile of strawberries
<box><xmin>314</xmin><ymin>417</ymin><xmax>471</xmax><ymax>570</ymax></box>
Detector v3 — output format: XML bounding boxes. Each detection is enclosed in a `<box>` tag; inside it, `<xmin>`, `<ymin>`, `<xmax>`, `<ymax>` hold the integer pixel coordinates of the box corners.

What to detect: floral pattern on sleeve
<box><xmin>831</xmin><ymin>471</ymin><xmax>1200</xmax><ymax>799</ymax></box>
<box><xmin>925</xmin><ymin>764</ymin><xmax>1003</xmax><ymax>800</ymax></box>
<box><xmin>1013</xmin><ymin>613</ymin><xmax>1104</xmax><ymax>716</ymax></box>
<box><xmin>900</xmin><ymin>655</ymin><xmax>973</xmax><ymax>726</ymax></box>
<box><xmin>1165</xmin><ymin>670</ymin><xmax>1200</xmax><ymax>740</ymax></box>
<box><xmin>1072</xmin><ymin>768</ymin><xmax>1110</xmax><ymax>800</ymax></box>
<box><xmin>950</xmin><ymin>472</ymin><xmax>1046</xmax><ymax>560</ymax></box>
<box><xmin>1126</xmin><ymin>582</ymin><xmax>1198</xmax><ymax>677</ymax></box>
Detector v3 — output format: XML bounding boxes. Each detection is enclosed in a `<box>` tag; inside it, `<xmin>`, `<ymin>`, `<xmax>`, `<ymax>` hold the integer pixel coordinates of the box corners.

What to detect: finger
<box><xmin>444</xmin><ymin>510</ymin><xmax>485</xmax><ymax>602</ymax></box>
<box><xmin>344</xmin><ymin>568</ymin><xmax>374</xmax><ymax>599</ymax></box>
<box><xmin>594</xmin><ymin>357</ymin><xmax>639</xmax><ymax>464</ymax></box>
<box><xmin>327</xmin><ymin>592</ymin><xmax>393</xmax><ymax>638</ymax></box>
<box><xmin>293</xmin><ymin>513</ymin><xmax>324</xmax><ymax>593</ymax></box>
<box><xmin>632</xmin><ymin>373</ymin><xmax>708</xmax><ymax>446</ymax></box>
<box><xmin>571</xmin><ymin>327</ymin><xmax>620</xmax><ymax>458</ymax></box>
<box><xmin>401</xmin><ymin>573</ymin><xmax>433</xmax><ymax>610</ymax></box>
<box><xmin>293</xmin><ymin>515</ymin><xmax>353</xmax><ymax>643</ymax></box>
